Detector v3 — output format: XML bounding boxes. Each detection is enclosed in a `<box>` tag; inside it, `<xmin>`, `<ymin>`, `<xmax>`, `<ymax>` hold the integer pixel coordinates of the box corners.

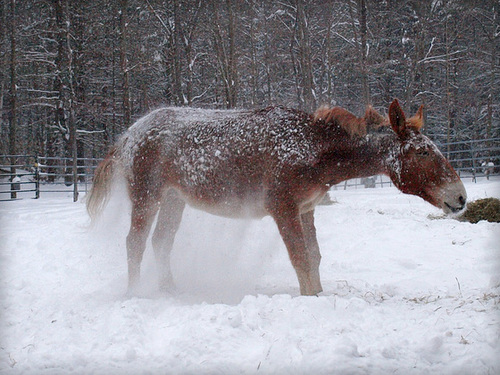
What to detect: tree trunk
<box><xmin>445</xmin><ymin>16</ymin><xmax>452</xmax><ymax>158</ymax></box>
<box><xmin>322</xmin><ymin>10</ymin><xmax>334</xmax><ymax>104</ymax></box>
<box><xmin>212</xmin><ymin>0</ymin><xmax>238</xmax><ymax>109</ymax></box>
<box><xmin>295</xmin><ymin>0</ymin><xmax>315</xmax><ymax>112</ymax></box>
<box><xmin>53</xmin><ymin>0</ymin><xmax>78</xmax><ymax>200</ymax></box>
<box><xmin>183</xmin><ymin>1</ymin><xmax>203</xmax><ymax>106</ymax></box>
<box><xmin>263</xmin><ymin>17</ymin><xmax>272</xmax><ymax>105</ymax></box>
<box><xmin>411</xmin><ymin>1</ymin><xmax>428</xmax><ymax>133</ymax></box>
<box><xmin>111</xmin><ymin>8</ymin><xmax>118</xmax><ymax>143</ymax></box>
<box><xmin>185</xmin><ymin>42</ymin><xmax>193</xmax><ymax>106</ymax></box>
<box><xmin>64</xmin><ymin>2</ymin><xmax>78</xmax><ymax>202</ymax></box>
<box><xmin>249</xmin><ymin>7</ymin><xmax>258</xmax><ymax>107</ymax></box>
<box><xmin>226</xmin><ymin>0</ymin><xmax>238</xmax><ymax>108</ymax></box>
<box><xmin>0</xmin><ymin>0</ymin><xmax>6</xmax><ymax>155</ymax></box>
<box><xmin>173</xmin><ymin>0</ymin><xmax>183</xmax><ymax>105</ymax></box>
<box><xmin>119</xmin><ymin>0</ymin><xmax>131</xmax><ymax>128</ymax></box>
<box><xmin>290</xmin><ymin>34</ymin><xmax>302</xmax><ymax>109</ymax></box>
<box><xmin>348</xmin><ymin>0</ymin><xmax>370</xmax><ymax>108</ymax></box>
<box><xmin>358</xmin><ymin>0</ymin><xmax>370</xmax><ymax>107</ymax></box>
<box><xmin>9</xmin><ymin>0</ymin><xmax>17</xmax><ymax>199</ymax></box>
<box><xmin>54</xmin><ymin>0</ymin><xmax>78</xmax><ymax>200</ymax></box>
<box><xmin>486</xmin><ymin>3</ymin><xmax>498</xmax><ymax>141</ymax></box>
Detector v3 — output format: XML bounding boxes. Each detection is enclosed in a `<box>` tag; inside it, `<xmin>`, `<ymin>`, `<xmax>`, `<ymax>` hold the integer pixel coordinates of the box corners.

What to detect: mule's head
<box><xmin>386</xmin><ymin>99</ymin><xmax>467</xmax><ymax>214</ymax></box>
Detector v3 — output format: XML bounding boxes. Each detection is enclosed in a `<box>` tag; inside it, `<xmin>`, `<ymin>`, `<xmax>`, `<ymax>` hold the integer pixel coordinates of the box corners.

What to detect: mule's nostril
<box><xmin>459</xmin><ymin>195</ymin><xmax>466</xmax><ymax>206</ymax></box>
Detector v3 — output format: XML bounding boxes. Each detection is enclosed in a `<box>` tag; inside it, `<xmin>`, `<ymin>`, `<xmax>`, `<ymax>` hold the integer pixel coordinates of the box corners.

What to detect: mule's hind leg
<box><xmin>152</xmin><ymin>189</ymin><xmax>185</xmax><ymax>292</ymax></box>
<box><xmin>127</xmin><ymin>191</ymin><xmax>159</xmax><ymax>293</ymax></box>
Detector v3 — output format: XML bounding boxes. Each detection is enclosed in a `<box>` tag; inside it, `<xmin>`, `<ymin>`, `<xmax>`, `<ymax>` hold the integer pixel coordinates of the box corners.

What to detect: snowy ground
<box><xmin>1</xmin><ymin>178</ymin><xmax>499</xmax><ymax>374</ymax></box>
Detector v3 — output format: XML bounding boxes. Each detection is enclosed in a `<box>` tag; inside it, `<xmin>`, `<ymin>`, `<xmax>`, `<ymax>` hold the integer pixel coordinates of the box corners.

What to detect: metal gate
<box><xmin>438</xmin><ymin>138</ymin><xmax>500</xmax><ymax>182</ymax></box>
<box><xmin>0</xmin><ymin>155</ymin><xmax>102</xmax><ymax>202</ymax></box>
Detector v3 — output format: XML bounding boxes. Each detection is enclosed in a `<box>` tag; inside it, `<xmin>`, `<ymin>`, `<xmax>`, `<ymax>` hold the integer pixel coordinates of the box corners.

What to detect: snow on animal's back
<box><xmin>120</xmin><ymin>107</ymin><xmax>245</xmax><ymax>164</ymax></box>
<box><xmin>120</xmin><ymin>106</ymin><xmax>318</xmax><ymax>169</ymax></box>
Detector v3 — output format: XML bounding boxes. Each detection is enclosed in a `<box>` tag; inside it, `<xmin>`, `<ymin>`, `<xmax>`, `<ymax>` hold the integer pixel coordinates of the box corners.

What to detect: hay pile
<box><xmin>458</xmin><ymin>197</ymin><xmax>500</xmax><ymax>224</ymax></box>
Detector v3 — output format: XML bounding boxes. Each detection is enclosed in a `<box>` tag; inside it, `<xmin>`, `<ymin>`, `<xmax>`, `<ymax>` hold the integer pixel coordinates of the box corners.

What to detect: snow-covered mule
<box><xmin>87</xmin><ymin>99</ymin><xmax>466</xmax><ymax>296</ymax></box>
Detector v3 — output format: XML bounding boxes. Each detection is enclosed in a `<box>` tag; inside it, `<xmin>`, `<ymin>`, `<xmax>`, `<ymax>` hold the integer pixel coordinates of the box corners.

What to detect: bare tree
<box><xmin>0</xmin><ymin>0</ymin><xmax>6</xmax><ymax>155</ymax></box>
<box><xmin>119</xmin><ymin>0</ymin><xmax>131</xmax><ymax>128</ymax></box>
<box><xmin>294</xmin><ymin>0</ymin><xmax>316</xmax><ymax>111</ymax></box>
<box><xmin>211</xmin><ymin>0</ymin><xmax>239</xmax><ymax>108</ymax></box>
<box><xmin>358</xmin><ymin>0</ymin><xmax>370</xmax><ymax>106</ymax></box>
<box><xmin>9</xmin><ymin>0</ymin><xmax>17</xmax><ymax>199</ymax></box>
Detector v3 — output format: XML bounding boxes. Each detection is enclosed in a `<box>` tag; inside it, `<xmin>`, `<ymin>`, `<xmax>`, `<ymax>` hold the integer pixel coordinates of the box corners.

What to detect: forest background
<box><xmin>0</xmin><ymin>0</ymin><xmax>498</xmax><ymax>162</ymax></box>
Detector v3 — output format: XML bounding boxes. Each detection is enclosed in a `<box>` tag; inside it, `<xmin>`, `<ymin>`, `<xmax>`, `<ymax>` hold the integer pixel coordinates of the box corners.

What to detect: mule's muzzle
<box><xmin>444</xmin><ymin>200</ymin><xmax>465</xmax><ymax>213</ymax></box>
<box><xmin>441</xmin><ymin>181</ymin><xmax>467</xmax><ymax>214</ymax></box>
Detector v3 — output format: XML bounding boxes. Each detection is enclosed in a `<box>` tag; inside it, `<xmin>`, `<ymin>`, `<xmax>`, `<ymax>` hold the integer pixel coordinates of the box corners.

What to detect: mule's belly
<box><xmin>175</xmin><ymin>188</ymin><xmax>269</xmax><ymax>219</ymax></box>
<box><xmin>173</xmin><ymin>182</ymin><xmax>327</xmax><ymax>219</ymax></box>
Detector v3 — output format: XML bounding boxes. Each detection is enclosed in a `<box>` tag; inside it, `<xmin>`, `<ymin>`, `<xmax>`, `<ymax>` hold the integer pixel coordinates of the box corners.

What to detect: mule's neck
<box><xmin>318</xmin><ymin>131</ymin><xmax>398</xmax><ymax>186</ymax></box>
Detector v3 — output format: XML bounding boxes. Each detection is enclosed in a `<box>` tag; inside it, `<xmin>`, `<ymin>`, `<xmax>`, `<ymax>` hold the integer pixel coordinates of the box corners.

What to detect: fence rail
<box><xmin>0</xmin><ymin>155</ymin><xmax>102</xmax><ymax>201</ymax></box>
<box><xmin>437</xmin><ymin>137</ymin><xmax>500</xmax><ymax>182</ymax></box>
<box><xmin>0</xmin><ymin>137</ymin><xmax>498</xmax><ymax>201</ymax></box>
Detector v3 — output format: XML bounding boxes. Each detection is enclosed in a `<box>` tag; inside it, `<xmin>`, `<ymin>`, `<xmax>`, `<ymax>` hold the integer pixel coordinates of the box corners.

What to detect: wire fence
<box><xmin>0</xmin><ymin>137</ymin><xmax>498</xmax><ymax>201</ymax></box>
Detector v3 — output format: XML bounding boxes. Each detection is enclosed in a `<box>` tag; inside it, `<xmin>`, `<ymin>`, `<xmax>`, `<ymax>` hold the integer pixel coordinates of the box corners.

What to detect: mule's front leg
<box><xmin>301</xmin><ymin>210</ymin><xmax>322</xmax><ymax>294</ymax></box>
<box><xmin>269</xmin><ymin>203</ymin><xmax>323</xmax><ymax>296</ymax></box>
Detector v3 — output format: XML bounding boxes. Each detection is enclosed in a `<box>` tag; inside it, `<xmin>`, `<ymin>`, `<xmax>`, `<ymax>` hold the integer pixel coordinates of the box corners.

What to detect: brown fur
<box><xmin>364</xmin><ymin>105</ymin><xmax>390</xmax><ymax>131</ymax></box>
<box><xmin>407</xmin><ymin>104</ymin><xmax>424</xmax><ymax>131</ymax></box>
<box><xmin>313</xmin><ymin>105</ymin><xmax>388</xmax><ymax>137</ymax></box>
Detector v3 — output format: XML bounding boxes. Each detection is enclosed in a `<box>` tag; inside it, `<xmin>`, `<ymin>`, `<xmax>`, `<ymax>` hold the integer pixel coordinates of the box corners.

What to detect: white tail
<box><xmin>86</xmin><ymin>146</ymin><xmax>118</xmax><ymax>221</ymax></box>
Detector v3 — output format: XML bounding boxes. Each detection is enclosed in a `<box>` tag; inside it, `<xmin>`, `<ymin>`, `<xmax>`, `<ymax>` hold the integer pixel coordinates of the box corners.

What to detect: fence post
<box><xmin>35</xmin><ymin>156</ymin><xmax>40</xmax><ymax>199</ymax></box>
<box><xmin>470</xmin><ymin>142</ymin><xmax>477</xmax><ymax>183</ymax></box>
<box><xmin>10</xmin><ymin>156</ymin><xmax>17</xmax><ymax>199</ymax></box>
<box><xmin>72</xmin><ymin>154</ymin><xmax>78</xmax><ymax>202</ymax></box>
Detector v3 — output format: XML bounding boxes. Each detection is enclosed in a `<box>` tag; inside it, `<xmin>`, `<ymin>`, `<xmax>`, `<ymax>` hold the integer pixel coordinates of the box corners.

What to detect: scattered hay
<box><xmin>458</xmin><ymin>197</ymin><xmax>500</xmax><ymax>224</ymax></box>
<box><xmin>427</xmin><ymin>213</ymin><xmax>446</xmax><ymax>220</ymax></box>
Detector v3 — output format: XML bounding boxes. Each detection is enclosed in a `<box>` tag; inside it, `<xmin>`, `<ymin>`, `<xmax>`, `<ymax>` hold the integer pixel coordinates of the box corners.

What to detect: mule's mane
<box><xmin>313</xmin><ymin>105</ymin><xmax>388</xmax><ymax>137</ymax></box>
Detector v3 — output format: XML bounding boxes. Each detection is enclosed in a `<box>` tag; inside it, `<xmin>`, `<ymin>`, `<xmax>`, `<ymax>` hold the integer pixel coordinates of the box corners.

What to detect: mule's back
<box><xmin>120</xmin><ymin>106</ymin><xmax>315</xmax><ymax>162</ymax></box>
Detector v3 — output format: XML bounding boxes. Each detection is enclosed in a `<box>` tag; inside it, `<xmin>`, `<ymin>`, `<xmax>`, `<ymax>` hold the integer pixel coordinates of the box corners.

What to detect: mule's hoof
<box><xmin>125</xmin><ymin>279</ymin><xmax>143</xmax><ymax>298</ymax></box>
<box><xmin>159</xmin><ymin>279</ymin><xmax>177</xmax><ymax>294</ymax></box>
<box><xmin>300</xmin><ymin>287</ymin><xmax>323</xmax><ymax>296</ymax></box>
<box><xmin>303</xmin><ymin>291</ymin><xmax>322</xmax><ymax>297</ymax></box>
<box><xmin>124</xmin><ymin>288</ymin><xmax>137</xmax><ymax>299</ymax></box>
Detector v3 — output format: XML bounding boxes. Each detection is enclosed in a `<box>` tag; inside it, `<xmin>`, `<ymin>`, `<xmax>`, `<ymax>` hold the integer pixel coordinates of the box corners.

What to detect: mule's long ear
<box><xmin>407</xmin><ymin>104</ymin><xmax>424</xmax><ymax>131</ymax></box>
<box><xmin>389</xmin><ymin>99</ymin><xmax>406</xmax><ymax>137</ymax></box>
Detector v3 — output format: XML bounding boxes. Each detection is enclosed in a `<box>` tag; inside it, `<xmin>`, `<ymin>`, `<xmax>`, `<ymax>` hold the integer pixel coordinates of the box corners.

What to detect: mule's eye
<box><xmin>417</xmin><ymin>149</ymin><xmax>429</xmax><ymax>156</ymax></box>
